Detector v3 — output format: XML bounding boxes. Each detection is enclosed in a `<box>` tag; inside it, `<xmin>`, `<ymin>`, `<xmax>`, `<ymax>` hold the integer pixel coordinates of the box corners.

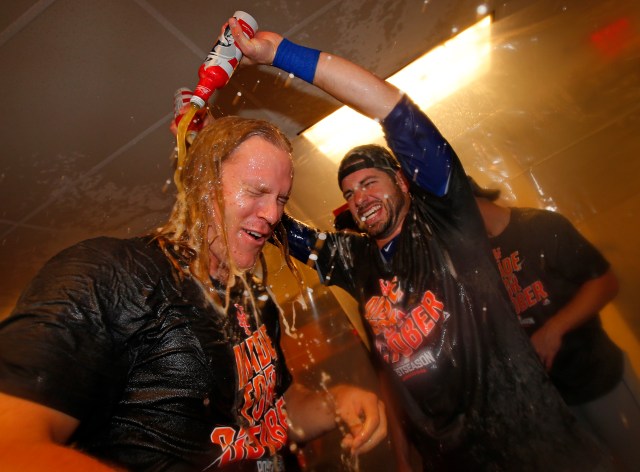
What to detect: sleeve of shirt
<box><xmin>381</xmin><ymin>95</ymin><xmax>485</xmax><ymax>238</ymax></box>
<box><xmin>280</xmin><ymin>213</ymin><xmax>360</xmax><ymax>293</ymax></box>
<box><xmin>280</xmin><ymin>213</ymin><xmax>317</xmax><ymax>263</ymax></box>
<box><xmin>543</xmin><ymin>211</ymin><xmax>610</xmax><ymax>283</ymax></box>
<box><xmin>0</xmin><ymin>239</ymin><xmax>125</xmax><ymax>421</ymax></box>
<box><xmin>382</xmin><ymin>95</ymin><xmax>454</xmax><ymax>196</ymax></box>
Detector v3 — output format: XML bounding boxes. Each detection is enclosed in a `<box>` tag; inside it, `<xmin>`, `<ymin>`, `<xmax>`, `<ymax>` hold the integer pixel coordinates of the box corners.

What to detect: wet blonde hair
<box><xmin>154</xmin><ymin>116</ymin><xmax>295</xmax><ymax>306</ymax></box>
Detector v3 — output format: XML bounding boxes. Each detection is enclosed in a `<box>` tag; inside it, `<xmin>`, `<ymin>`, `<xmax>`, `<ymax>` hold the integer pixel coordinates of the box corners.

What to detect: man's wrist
<box><xmin>272</xmin><ymin>38</ymin><xmax>321</xmax><ymax>83</ymax></box>
<box><xmin>545</xmin><ymin>313</ymin><xmax>570</xmax><ymax>338</ymax></box>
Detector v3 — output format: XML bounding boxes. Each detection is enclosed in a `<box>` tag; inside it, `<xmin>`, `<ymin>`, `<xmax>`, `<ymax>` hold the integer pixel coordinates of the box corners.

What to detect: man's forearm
<box><xmin>233</xmin><ymin>24</ymin><xmax>403</xmax><ymax>141</ymax></box>
<box><xmin>546</xmin><ymin>269</ymin><xmax>618</xmax><ymax>336</ymax></box>
<box><xmin>0</xmin><ymin>443</ymin><xmax>121</xmax><ymax>472</ymax></box>
<box><xmin>311</xmin><ymin>52</ymin><xmax>402</xmax><ymax>122</ymax></box>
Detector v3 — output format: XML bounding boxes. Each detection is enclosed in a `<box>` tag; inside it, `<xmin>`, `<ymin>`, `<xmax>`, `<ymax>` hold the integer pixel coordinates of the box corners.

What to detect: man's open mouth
<box><xmin>359</xmin><ymin>204</ymin><xmax>382</xmax><ymax>222</ymax></box>
<box><xmin>244</xmin><ymin>229</ymin><xmax>265</xmax><ymax>240</ymax></box>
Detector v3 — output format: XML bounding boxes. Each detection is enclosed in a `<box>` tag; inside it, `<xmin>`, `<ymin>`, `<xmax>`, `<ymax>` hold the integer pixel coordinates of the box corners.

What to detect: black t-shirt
<box><xmin>284</xmin><ymin>96</ymin><xmax>610</xmax><ymax>470</ymax></box>
<box><xmin>489</xmin><ymin>207</ymin><xmax>623</xmax><ymax>404</ymax></box>
<box><xmin>0</xmin><ymin>236</ymin><xmax>292</xmax><ymax>471</ymax></box>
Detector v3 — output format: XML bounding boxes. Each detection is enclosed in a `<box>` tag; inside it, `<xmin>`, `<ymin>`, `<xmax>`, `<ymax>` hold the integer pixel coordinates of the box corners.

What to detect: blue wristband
<box><xmin>272</xmin><ymin>38</ymin><xmax>321</xmax><ymax>84</ymax></box>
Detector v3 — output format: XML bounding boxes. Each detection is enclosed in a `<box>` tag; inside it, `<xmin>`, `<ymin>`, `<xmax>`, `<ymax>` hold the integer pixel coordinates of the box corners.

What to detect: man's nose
<box><xmin>353</xmin><ymin>187</ymin><xmax>370</xmax><ymax>207</ymax></box>
<box><xmin>258</xmin><ymin>198</ymin><xmax>281</xmax><ymax>225</ymax></box>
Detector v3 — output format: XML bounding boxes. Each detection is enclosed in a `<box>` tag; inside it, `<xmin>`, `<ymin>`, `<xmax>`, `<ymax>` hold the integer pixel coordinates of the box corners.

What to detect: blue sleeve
<box><xmin>382</xmin><ymin>95</ymin><xmax>453</xmax><ymax>196</ymax></box>
<box><xmin>280</xmin><ymin>214</ymin><xmax>359</xmax><ymax>291</ymax></box>
<box><xmin>280</xmin><ymin>213</ymin><xmax>317</xmax><ymax>263</ymax></box>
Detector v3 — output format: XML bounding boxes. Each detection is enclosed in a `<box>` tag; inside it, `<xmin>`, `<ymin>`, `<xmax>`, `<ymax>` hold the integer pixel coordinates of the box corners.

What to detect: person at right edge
<box><xmin>470</xmin><ymin>178</ymin><xmax>640</xmax><ymax>471</ymax></box>
<box><xmin>231</xmin><ymin>18</ymin><xmax>615</xmax><ymax>471</ymax></box>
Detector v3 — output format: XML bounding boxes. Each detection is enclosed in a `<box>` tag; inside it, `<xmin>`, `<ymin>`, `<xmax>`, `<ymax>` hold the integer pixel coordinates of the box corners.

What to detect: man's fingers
<box><xmin>347</xmin><ymin>400</ymin><xmax>386</xmax><ymax>454</ymax></box>
<box><xmin>353</xmin><ymin>400</ymin><xmax>387</xmax><ymax>454</ymax></box>
<box><xmin>330</xmin><ymin>385</ymin><xmax>387</xmax><ymax>455</ymax></box>
<box><xmin>230</xmin><ymin>18</ymin><xmax>253</xmax><ymax>55</ymax></box>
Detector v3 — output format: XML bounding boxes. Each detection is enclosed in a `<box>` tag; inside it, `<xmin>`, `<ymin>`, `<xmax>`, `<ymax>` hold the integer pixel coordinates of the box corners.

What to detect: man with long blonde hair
<box><xmin>157</xmin><ymin>116</ymin><xmax>295</xmax><ymax>301</ymax></box>
<box><xmin>0</xmin><ymin>115</ymin><xmax>386</xmax><ymax>471</ymax></box>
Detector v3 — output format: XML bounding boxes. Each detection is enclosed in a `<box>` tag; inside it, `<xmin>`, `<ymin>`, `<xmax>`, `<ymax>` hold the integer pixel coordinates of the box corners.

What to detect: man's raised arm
<box><xmin>230</xmin><ymin>18</ymin><xmax>403</xmax><ymax>121</ymax></box>
<box><xmin>232</xmin><ymin>20</ymin><xmax>454</xmax><ymax>197</ymax></box>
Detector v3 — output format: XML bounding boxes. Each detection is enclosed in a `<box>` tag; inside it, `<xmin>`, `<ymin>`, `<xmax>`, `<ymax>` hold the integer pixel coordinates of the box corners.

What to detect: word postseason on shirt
<box><xmin>365</xmin><ymin>276</ymin><xmax>450</xmax><ymax>378</ymax></box>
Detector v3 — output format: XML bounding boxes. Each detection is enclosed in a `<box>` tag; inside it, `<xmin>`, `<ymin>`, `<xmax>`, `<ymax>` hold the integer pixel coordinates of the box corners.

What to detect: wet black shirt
<box><xmin>284</xmin><ymin>96</ymin><xmax>610</xmax><ymax>470</ymax></box>
<box><xmin>490</xmin><ymin>207</ymin><xmax>623</xmax><ymax>404</ymax></box>
<box><xmin>0</xmin><ymin>237</ymin><xmax>292</xmax><ymax>471</ymax></box>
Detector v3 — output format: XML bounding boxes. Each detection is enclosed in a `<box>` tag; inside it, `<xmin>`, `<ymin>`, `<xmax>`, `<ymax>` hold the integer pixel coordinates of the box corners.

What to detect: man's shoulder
<box><xmin>382</xmin><ymin>94</ymin><xmax>421</xmax><ymax>124</ymax></box>
<box><xmin>74</xmin><ymin>235</ymin><xmax>152</xmax><ymax>249</ymax></box>
<box><xmin>49</xmin><ymin>236</ymin><xmax>166</xmax><ymax>276</ymax></box>
<box><xmin>512</xmin><ymin>207</ymin><xmax>574</xmax><ymax>230</ymax></box>
<box><xmin>71</xmin><ymin>235</ymin><xmax>158</xmax><ymax>255</ymax></box>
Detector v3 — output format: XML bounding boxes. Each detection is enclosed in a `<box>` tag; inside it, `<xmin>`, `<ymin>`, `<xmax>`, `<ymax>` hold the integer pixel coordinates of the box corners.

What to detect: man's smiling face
<box><xmin>340</xmin><ymin>167</ymin><xmax>410</xmax><ymax>246</ymax></box>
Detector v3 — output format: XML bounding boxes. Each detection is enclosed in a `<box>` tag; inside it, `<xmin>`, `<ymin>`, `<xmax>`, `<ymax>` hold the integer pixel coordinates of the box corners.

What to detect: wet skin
<box><xmin>208</xmin><ymin>136</ymin><xmax>293</xmax><ymax>277</ymax></box>
<box><xmin>340</xmin><ymin>167</ymin><xmax>410</xmax><ymax>248</ymax></box>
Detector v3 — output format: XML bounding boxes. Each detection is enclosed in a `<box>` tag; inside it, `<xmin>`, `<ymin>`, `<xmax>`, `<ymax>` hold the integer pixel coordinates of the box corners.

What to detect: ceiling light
<box><xmin>302</xmin><ymin>15</ymin><xmax>493</xmax><ymax>162</ymax></box>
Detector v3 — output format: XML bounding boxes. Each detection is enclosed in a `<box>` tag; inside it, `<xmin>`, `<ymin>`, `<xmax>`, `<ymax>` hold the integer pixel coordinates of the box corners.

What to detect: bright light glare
<box><xmin>303</xmin><ymin>16</ymin><xmax>492</xmax><ymax>162</ymax></box>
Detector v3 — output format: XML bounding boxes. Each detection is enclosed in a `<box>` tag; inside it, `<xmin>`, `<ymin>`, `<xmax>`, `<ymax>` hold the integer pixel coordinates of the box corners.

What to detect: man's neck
<box><xmin>208</xmin><ymin>253</ymin><xmax>228</xmax><ymax>284</ymax></box>
<box><xmin>477</xmin><ymin>199</ymin><xmax>511</xmax><ymax>238</ymax></box>
<box><xmin>376</xmin><ymin>228</ymin><xmax>401</xmax><ymax>250</ymax></box>
<box><xmin>375</xmin><ymin>198</ymin><xmax>410</xmax><ymax>249</ymax></box>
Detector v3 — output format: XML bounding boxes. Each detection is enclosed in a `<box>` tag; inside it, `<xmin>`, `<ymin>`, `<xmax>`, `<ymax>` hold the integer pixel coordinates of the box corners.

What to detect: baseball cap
<box><xmin>338</xmin><ymin>144</ymin><xmax>401</xmax><ymax>186</ymax></box>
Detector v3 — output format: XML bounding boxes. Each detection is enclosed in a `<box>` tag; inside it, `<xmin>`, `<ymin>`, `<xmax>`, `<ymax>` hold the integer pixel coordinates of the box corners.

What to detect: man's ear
<box><xmin>395</xmin><ymin>170</ymin><xmax>410</xmax><ymax>194</ymax></box>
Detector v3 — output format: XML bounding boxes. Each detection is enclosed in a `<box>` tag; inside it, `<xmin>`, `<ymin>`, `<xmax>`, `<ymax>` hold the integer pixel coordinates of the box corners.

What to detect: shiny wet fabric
<box><xmin>0</xmin><ymin>237</ymin><xmax>291</xmax><ymax>471</ymax></box>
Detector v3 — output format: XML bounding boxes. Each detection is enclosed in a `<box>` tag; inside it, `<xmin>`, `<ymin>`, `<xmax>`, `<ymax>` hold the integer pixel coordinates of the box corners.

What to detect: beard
<box><xmin>359</xmin><ymin>187</ymin><xmax>408</xmax><ymax>241</ymax></box>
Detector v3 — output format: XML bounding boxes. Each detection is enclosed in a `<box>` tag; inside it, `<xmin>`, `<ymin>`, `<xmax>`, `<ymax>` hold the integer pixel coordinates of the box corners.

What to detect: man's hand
<box><xmin>529</xmin><ymin>269</ymin><xmax>619</xmax><ymax>372</ymax></box>
<box><xmin>530</xmin><ymin>321</ymin><xmax>563</xmax><ymax>371</ymax></box>
<box><xmin>329</xmin><ymin>385</ymin><xmax>387</xmax><ymax>455</ymax></box>
<box><xmin>229</xmin><ymin>17</ymin><xmax>283</xmax><ymax>66</ymax></box>
<box><xmin>284</xmin><ymin>383</ymin><xmax>387</xmax><ymax>456</ymax></box>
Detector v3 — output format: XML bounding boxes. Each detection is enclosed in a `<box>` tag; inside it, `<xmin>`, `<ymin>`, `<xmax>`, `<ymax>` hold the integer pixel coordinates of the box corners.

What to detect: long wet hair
<box><xmin>153</xmin><ymin>116</ymin><xmax>295</xmax><ymax>307</ymax></box>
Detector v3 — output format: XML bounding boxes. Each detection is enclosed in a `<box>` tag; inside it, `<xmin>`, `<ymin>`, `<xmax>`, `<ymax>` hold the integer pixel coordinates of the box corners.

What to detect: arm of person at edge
<box><xmin>530</xmin><ymin>268</ymin><xmax>618</xmax><ymax>371</ymax></box>
<box><xmin>230</xmin><ymin>19</ymin><xmax>452</xmax><ymax>192</ymax></box>
<box><xmin>284</xmin><ymin>383</ymin><xmax>387</xmax><ymax>455</ymax></box>
<box><xmin>0</xmin><ymin>330</ymin><xmax>384</xmax><ymax>468</ymax></box>
<box><xmin>0</xmin><ymin>384</ymin><xmax>384</xmax><ymax>467</ymax></box>
<box><xmin>0</xmin><ymin>392</ymin><xmax>121</xmax><ymax>471</ymax></box>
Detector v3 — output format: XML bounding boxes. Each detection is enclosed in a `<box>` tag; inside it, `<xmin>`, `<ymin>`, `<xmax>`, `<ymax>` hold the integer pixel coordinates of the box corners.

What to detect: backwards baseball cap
<box><xmin>338</xmin><ymin>144</ymin><xmax>401</xmax><ymax>186</ymax></box>
<box><xmin>468</xmin><ymin>176</ymin><xmax>501</xmax><ymax>201</ymax></box>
